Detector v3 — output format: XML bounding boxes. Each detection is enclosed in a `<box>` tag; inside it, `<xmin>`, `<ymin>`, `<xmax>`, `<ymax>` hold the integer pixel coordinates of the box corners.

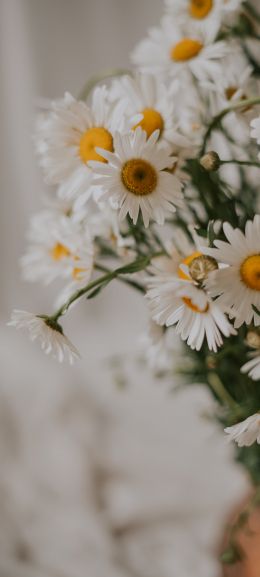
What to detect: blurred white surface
<box><xmin>0</xmin><ymin>1</ymin><xmax>250</xmax><ymax>576</ymax></box>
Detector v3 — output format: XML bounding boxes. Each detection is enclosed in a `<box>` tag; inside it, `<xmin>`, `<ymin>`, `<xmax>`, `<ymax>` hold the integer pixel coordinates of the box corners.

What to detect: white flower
<box><xmin>140</xmin><ymin>321</ymin><xmax>181</xmax><ymax>373</ymax></box>
<box><xmin>21</xmin><ymin>210</ymin><xmax>94</xmax><ymax>285</ymax></box>
<box><xmin>225</xmin><ymin>413</ymin><xmax>260</xmax><ymax>447</ymax></box>
<box><xmin>35</xmin><ymin>87</ymin><xmax>126</xmax><ymax>201</ymax></box>
<box><xmin>250</xmin><ymin>116</ymin><xmax>260</xmax><ymax>159</ymax></box>
<box><xmin>131</xmin><ymin>15</ymin><xmax>227</xmax><ymax>85</ymax></box>
<box><xmin>110</xmin><ymin>73</ymin><xmax>193</xmax><ymax>150</ymax></box>
<box><xmin>146</xmin><ymin>277</ymin><xmax>236</xmax><ymax>352</ymax></box>
<box><xmin>8</xmin><ymin>310</ymin><xmax>80</xmax><ymax>364</ymax></box>
<box><xmin>165</xmin><ymin>0</ymin><xmax>243</xmax><ymax>29</ymax></box>
<box><xmin>241</xmin><ymin>353</ymin><xmax>260</xmax><ymax>381</ymax></box>
<box><xmin>204</xmin><ymin>216</ymin><xmax>260</xmax><ymax>328</ymax></box>
<box><xmin>89</xmin><ymin>203</ymin><xmax>136</xmax><ymax>258</ymax></box>
<box><xmin>89</xmin><ymin>127</ymin><xmax>183</xmax><ymax>227</ymax></box>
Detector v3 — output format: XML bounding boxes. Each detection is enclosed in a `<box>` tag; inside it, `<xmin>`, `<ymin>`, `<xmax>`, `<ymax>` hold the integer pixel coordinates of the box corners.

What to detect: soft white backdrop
<box><xmin>0</xmin><ymin>2</ymin><xmax>249</xmax><ymax>576</ymax></box>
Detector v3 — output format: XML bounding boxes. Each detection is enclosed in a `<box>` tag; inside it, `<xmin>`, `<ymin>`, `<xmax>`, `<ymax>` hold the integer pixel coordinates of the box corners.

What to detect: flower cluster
<box><xmin>10</xmin><ymin>0</ymin><xmax>260</xmax><ymax>472</ymax></box>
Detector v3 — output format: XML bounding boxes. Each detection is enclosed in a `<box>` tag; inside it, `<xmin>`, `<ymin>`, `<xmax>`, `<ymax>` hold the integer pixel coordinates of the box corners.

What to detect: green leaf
<box><xmin>220</xmin><ymin>543</ymin><xmax>244</xmax><ymax>564</ymax></box>
<box><xmin>115</xmin><ymin>255</ymin><xmax>150</xmax><ymax>275</ymax></box>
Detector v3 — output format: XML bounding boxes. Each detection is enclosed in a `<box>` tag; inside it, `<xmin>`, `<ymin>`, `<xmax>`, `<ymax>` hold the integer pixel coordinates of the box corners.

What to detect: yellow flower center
<box><xmin>225</xmin><ymin>86</ymin><xmax>238</xmax><ymax>100</ymax></box>
<box><xmin>72</xmin><ymin>266</ymin><xmax>86</xmax><ymax>280</ymax></box>
<box><xmin>182</xmin><ymin>296</ymin><xmax>209</xmax><ymax>313</ymax></box>
<box><xmin>240</xmin><ymin>255</ymin><xmax>260</xmax><ymax>291</ymax></box>
<box><xmin>189</xmin><ymin>0</ymin><xmax>213</xmax><ymax>19</ymax></box>
<box><xmin>170</xmin><ymin>39</ymin><xmax>203</xmax><ymax>62</ymax></box>
<box><xmin>79</xmin><ymin>127</ymin><xmax>113</xmax><ymax>164</ymax></box>
<box><xmin>50</xmin><ymin>243</ymin><xmax>71</xmax><ymax>261</ymax></box>
<box><xmin>121</xmin><ymin>158</ymin><xmax>157</xmax><ymax>196</ymax></box>
<box><xmin>178</xmin><ymin>251</ymin><xmax>202</xmax><ymax>280</ymax></box>
<box><xmin>134</xmin><ymin>108</ymin><xmax>164</xmax><ymax>138</ymax></box>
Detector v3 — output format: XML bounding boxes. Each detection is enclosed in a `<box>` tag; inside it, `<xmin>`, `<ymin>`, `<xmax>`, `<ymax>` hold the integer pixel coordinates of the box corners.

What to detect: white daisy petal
<box><xmin>225</xmin><ymin>413</ymin><xmax>260</xmax><ymax>447</ymax></box>
<box><xmin>8</xmin><ymin>310</ymin><xmax>80</xmax><ymax>364</ymax></box>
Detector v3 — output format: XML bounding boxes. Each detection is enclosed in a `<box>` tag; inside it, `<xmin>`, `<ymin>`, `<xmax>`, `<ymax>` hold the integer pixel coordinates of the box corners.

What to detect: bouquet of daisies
<box><xmin>10</xmin><ymin>0</ymin><xmax>260</xmax><ymax>562</ymax></box>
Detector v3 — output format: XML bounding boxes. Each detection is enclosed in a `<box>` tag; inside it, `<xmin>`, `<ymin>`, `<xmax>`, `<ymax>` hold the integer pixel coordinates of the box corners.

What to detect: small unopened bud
<box><xmin>200</xmin><ymin>151</ymin><xmax>221</xmax><ymax>172</ymax></box>
<box><xmin>246</xmin><ymin>329</ymin><xmax>260</xmax><ymax>350</ymax></box>
<box><xmin>189</xmin><ymin>255</ymin><xmax>218</xmax><ymax>283</ymax></box>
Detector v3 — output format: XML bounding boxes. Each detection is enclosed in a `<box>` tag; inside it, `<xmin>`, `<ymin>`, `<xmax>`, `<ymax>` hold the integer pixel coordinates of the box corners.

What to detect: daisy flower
<box><xmin>250</xmin><ymin>116</ymin><xmax>260</xmax><ymax>159</ymax></box>
<box><xmin>140</xmin><ymin>321</ymin><xmax>181</xmax><ymax>373</ymax></box>
<box><xmin>110</xmin><ymin>73</ymin><xmax>194</xmax><ymax>150</ymax></box>
<box><xmin>146</xmin><ymin>275</ymin><xmax>236</xmax><ymax>352</ymax></box>
<box><xmin>89</xmin><ymin>127</ymin><xmax>183</xmax><ymax>227</ymax></box>
<box><xmin>131</xmin><ymin>15</ymin><xmax>227</xmax><ymax>85</ymax></box>
<box><xmin>225</xmin><ymin>413</ymin><xmax>260</xmax><ymax>447</ymax></box>
<box><xmin>35</xmin><ymin>86</ymin><xmax>126</xmax><ymax>201</ymax></box>
<box><xmin>8</xmin><ymin>310</ymin><xmax>80</xmax><ymax>364</ymax></box>
<box><xmin>204</xmin><ymin>216</ymin><xmax>260</xmax><ymax>328</ymax></box>
<box><xmin>21</xmin><ymin>210</ymin><xmax>94</xmax><ymax>285</ymax></box>
<box><xmin>165</xmin><ymin>0</ymin><xmax>243</xmax><ymax>30</ymax></box>
<box><xmin>164</xmin><ymin>0</ymin><xmax>222</xmax><ymax>35</ymax></box>
<box><xmin>241</xmin><ymin>354</ymin><xmax>260</xmax><ymax>381</ymax></box>
<box><xmin>89</xmin><ymin>203</ymin><xmax>136</xmax><ymax>259</ymax></box>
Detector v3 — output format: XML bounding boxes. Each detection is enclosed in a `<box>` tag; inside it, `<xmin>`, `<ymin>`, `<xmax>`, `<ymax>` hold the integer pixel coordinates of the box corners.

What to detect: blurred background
<box><xmin>0</xmin><ymin>1</ymin><xmax>251</xmax><ymax>576</ymax></box>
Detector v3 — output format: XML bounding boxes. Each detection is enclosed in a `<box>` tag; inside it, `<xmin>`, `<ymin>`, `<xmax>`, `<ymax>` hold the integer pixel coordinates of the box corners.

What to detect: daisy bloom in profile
<box><xmin>131</xmin><ymin>15</ymin><xmax>227</xmax><ymax>84</ymax></box>
<box><xmin>140</xmin><ymin>321</ymin><xmax>181</xmax><ymax>373</ymax></box>
<box><xmin>21</xmin><ymin>210</ymin><xmax>94</xmax><ymax>285</ymax></box>
<box><xmin>241</xmin><ymin>354</ymin><xmax>260</xmax><ymax>381</ymax></box>
<box><xmin>146</xmin><ymin>276</ymin><xmax>236</xmax><ymax>352</ymax></box>
<box><xmin>110</xmin><ymin>73</ymin><xmax>192</xmax><ymax>149</ymax></box>
<box><xmin>89</xmin><ymin>127</ymin><xmax>183</xmax><ymax>227</ymax></box>
<box><xmin>35</xmin><ymin>86</ymin><xmax>126</xmax><ymax>201</ymax></box>
<box><xmin>225</xmin><ymin>413</ymin><xmax>260</xmax><ymax>447</ymax></box>
<box><xmin>8</xmin><ymin>310</ymin><xmax>80</xmax><ymax>364</ymax></box>
<box><xmin>241</xmin><ymin>329</ymin><xmax>260</xmax><ymax>381</ymax></box>
<box><xmin>204</xmin><ymin>216</ymin><xmax>260</xmax><ymax>328</ymax></box>
<box><xmin>250</xmin><ymin>116</ymin><xmax>260</xmax><ymax>159</ymax></box>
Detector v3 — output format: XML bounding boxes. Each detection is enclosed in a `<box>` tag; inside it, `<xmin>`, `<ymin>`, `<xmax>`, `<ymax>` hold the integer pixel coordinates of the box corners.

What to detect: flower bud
<box><xmin>246</xmin><ymin>329</ymin><xmax>260</xmax><ymax>350</ymax></box>
<box><xmin>189</xmin><ymin>255</ymin><xmax>218</xmax><ymax>283</ymax></box>
<box><xmin>200</xmin><ymin>151</ymin><xmax>221</xmax><ymax>172</ymax></box>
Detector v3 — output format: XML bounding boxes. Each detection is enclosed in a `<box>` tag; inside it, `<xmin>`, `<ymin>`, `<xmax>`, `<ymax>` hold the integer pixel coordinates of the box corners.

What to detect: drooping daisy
<box><xmin>35</xmin><ymin>86</ymin><xmax>126</xmax><ymax>201</ymax></box>
<box><xmin>204</xmin><ymin>216</ymin><xmax>260</xmax><ymax>328</ymax></box>
<box><xmin>8</xmin><ymin>310</ymin><xmax>80</xmax><ymax>364</ymax></box>
<box><xmin>131</xmin><ymin>15</ymin><xmax>227</xmax><ymax>85</ymax></box>
<box><xmin>225</xmin><ymin>413</ymin><xmax>260</xmax><ymax>447</ymax></box>
<box><xmin>250</xmin><ymin>116</ymin><xmax>260</xmax><ymax>159</ymax></box>
<box><xmin>110</xmin><ymin>73</ymin><xmax>194</xmax><ymax>150</ymax></box>
<box><xmin>88</xmin><ymin>127</ymin><xmax>183</xmax><ymax>227</ymax></box>
<box><xmin>21</xmin><ymin>210</ymin><xmax>94</xmax><ymax>285</ymax></box>
<box><xmin>146</xmin><ymin>275</ymin><xmax>236</xmax><ymax>352</ymax></box>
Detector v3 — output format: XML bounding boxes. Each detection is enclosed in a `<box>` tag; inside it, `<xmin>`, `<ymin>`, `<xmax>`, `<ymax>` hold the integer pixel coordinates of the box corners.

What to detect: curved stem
<box><xmin>201</xmin><ymin>97</ymin><xmax>260</xmax><ymax>155</ymax></box>
<box><xmin>95</xmin><ymin>263</ymin><xmax>145</xmax><ymax>293</ymax></box>
<box><xmin>50</xmin><ymin>254</ymin><xmax>156</xmax><ymax>322</ymax></box>
<box><xmin>78</xmin><ymin>68</ymin><xmax>132</xmax><ymax>101</ymax></box>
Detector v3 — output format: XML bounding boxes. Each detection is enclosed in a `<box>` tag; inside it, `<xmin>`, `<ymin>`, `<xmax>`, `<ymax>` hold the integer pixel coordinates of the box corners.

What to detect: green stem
<box><xmin>244</xmin><ymin>1</ymin><xmax>260</xmax><ymax>22</ymax></box>
<box><xmin>51</xmin><ymin>270</ymin><xmax>115</xmax><ymax>321</ymax></box>
<box><xmin>220</xmin><ymin>159</ymin><xmax>260</xmax><ymax>168</ymax></box>
<box><xmin>95</xmin><ymin>263</ymin><xmax>145</xmax><ymax>293</ymax></box>
<box><xmin>78</xmin><ymin>68</ymin><xmax>131</xmax><ymax>101</ymax></box>
<box><xmin>50</xmin><ymin>253</ymin><xmax>158</xmax><ymax>322</ymax></box>
<box><xmin>201</xmin><ymin>97</ymin><xmax>260</xmax><ymax>154</ymax></box>
<box><xmin>207</xmin><ymin>372</ymin><xmax>239</xmax><ymax>411</ymax></box>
